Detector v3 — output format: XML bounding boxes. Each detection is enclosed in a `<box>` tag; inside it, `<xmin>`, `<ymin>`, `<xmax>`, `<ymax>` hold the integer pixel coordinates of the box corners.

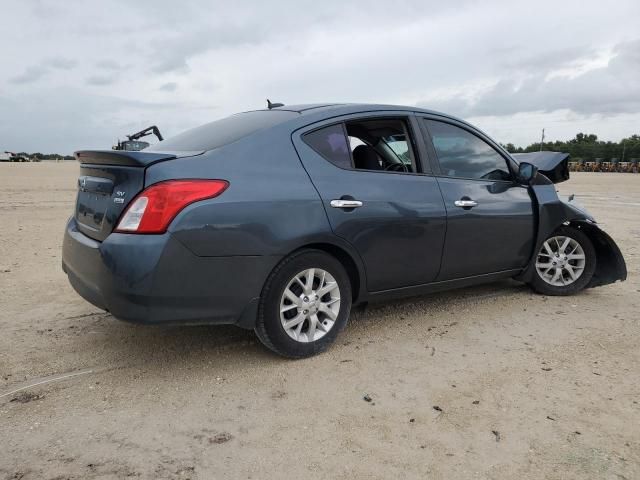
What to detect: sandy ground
<box><xmin>0</xmin><ymin>162</ymin><xmax>638</xmax><ymax>480</ymax></box>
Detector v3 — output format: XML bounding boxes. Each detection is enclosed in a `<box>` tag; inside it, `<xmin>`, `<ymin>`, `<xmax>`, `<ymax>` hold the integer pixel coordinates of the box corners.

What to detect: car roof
<box><xmin>243</xmin><ymin>103</ymin><xmax>479</xmax><ymax>135</ymax></box>
<box><xmin>148</xmin><ymin>103</ymin><xmax>475</xmax><ymax>154</ymax></box>
<box><xmin>244</xmin><ymin>103</ymin><xmax>448</xmax><ymax>117</ymax></box>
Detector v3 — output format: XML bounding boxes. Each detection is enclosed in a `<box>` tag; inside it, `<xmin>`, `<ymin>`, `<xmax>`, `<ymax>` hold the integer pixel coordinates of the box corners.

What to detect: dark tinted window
<box><xmin>147</xmin><ymin>110</ymin><xmax>297</xmax><ymax>152</ymax></box>
<box><xmin>426</xmin><ymin>120</ymin><xmax>511</xmax><ymax>180</ymax></box>
<box><xmin>303</xmin><ymin>124</ymin><xmax>352</xmax><ymax>169</ymax></box>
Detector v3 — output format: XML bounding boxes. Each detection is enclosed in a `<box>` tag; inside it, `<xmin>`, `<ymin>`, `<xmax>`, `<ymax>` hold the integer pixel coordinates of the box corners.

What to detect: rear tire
<box><xmin>255</xmin><ymin>249</ymin><xmax>352</xmax><ymax>358</ymax></box>
<box><xmin>529</xmin><ymin>226</ymin><xmax>596</xmax><ymax>296</ymax></box>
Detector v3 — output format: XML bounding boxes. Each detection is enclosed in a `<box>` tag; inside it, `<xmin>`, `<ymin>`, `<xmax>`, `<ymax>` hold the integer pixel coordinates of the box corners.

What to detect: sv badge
<box><xmin>114</xmin><ymin>191</ymin><xmax>126</xmax><ymax>204</ymax></box>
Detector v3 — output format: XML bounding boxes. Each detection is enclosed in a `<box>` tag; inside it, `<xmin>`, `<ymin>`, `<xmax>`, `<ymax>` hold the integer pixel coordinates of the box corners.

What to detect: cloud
<box><xmin>423</xmin><ymin>39</ymin><xmax>640</xmax><ymax>118</ymax></box>
<box><xmin>95</xmin><ymin>59</ymin><xmax>122</xmax><ymax>71</ymax></box>
<box><xmin>148</xmin><ymin>23</ymin><xmax>271</xmax><ymax>74</ymax></box>
<box><xmin>86</xmin><ymin>75</ymin><xmax>117</xmax><ymax>86</ymax></box>
<box><xmin>498</xmin><ymin>45</ymin><xmax>595</xmax><ymax>73</ymax></box>
<box><xmin>2</xmin><ymin>0</ymin><xmax>640</xmax><ymax>151</ymax></box>
<box><xmin>47</xmin><ymin>57</ymin><xmax>77</xmax><ymax>70</ymax></box>
<box><xmin>9</xmin><ymin>57</ymin><xmax>77</xmax><ymax>84</ymax></box>
<box><xmin>159</xmin><ymin>82</ymin><xmax>178</xmax><ymax>92</ymax></box>
<box><xmin>0</xmin><ymin>87</ymin><xmax>211</xmax><ymax>153</ymax></box>
<box><xmin>9</xmin><ymin>65</ymin><xmax>50</xmax><ymax>84</ymax></box>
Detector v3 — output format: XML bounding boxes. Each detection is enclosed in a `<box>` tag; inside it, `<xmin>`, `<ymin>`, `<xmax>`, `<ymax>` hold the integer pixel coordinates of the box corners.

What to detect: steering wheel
<box><xmin>385</xmin><ymin>162</ymin><xmax>409</xmax><ymax>173</ymax></box>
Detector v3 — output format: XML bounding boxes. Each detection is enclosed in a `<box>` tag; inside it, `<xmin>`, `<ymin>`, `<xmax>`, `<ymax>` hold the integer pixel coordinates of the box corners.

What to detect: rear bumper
<box><xmin>62</xmin><ymin>218</ymin><xmax>279</xmax><ymax>327</ymax></box>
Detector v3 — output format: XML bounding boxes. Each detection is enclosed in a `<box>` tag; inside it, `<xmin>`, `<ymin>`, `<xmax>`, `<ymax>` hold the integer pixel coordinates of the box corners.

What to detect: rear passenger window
<box><xmin>304</xmin><ymin>118</ymin><xmax>420</xmax><ymax>173</ymax></box>
<box><xmin>303</xmin><ymin>124</ymin><xmax>352</xmax><ymax>169</ymax></box>
<box><xmin>425</xmin><ymin>120</ymin><xmax>511</xmax><ymax>181</ymax></box>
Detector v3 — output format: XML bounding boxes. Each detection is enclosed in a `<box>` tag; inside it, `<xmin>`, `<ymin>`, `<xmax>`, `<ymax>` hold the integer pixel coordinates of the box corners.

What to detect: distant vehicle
<box><xmin>113</xmin><ymin>126</ymin><xmax>163</xmax><ymax>151</ymax></box>
<box><xmin>0</xmin><ymin>151</ymin><xmax>30</xmax><ymax>162</ymax></box>
<box><xmin>62</xmin><ymin>103</ymin><xmax>627</xmax><ymax>358</ymax></box>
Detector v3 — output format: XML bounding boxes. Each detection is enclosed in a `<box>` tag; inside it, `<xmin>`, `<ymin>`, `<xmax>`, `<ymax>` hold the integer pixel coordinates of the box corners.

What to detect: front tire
<box><xmin>255</xmin><ymin>249</ymin><xmax>352</xmax><ymax>358</ymax></box>
<box><xmin>529</xmin><ymin>226</ymin><xmax>596</xmax><ymax>296</ymax></box>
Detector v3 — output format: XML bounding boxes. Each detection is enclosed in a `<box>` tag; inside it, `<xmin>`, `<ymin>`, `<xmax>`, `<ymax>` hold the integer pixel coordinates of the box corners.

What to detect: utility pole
<box><xmin>621</xmin><ymin>140</ymin><xmax>626</xmax><ymax>162</ymax></box>
<box><xmin>539</xmin><ymin>128</ymin><xmax>545</xmax><ymax>152</ymax></box>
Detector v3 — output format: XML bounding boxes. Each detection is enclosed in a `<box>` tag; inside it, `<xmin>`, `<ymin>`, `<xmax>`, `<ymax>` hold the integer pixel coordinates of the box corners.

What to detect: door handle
<box><xmin>330</xmin><ymin>199</ymin><xmax>363</xmax><ymax>209</ymax></box>
<box><xmin>454</xmin><ymin>199</ymin><xmax>478</xmax><ymax>208</ymax></box>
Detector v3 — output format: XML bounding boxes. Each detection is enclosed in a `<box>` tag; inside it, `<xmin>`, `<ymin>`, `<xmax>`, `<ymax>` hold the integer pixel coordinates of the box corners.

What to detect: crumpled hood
<box><xmin>512</xmin><ymin>151</ymin><xmax>570</xmax><ymax>184</ymax></box>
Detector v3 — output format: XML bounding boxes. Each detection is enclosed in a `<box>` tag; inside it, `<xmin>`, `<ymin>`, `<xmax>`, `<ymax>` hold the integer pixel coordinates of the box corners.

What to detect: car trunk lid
<box><xmin>73</xmin><ymin>150</ymin><xmax>187</xmax><ymax>241</ymax></box>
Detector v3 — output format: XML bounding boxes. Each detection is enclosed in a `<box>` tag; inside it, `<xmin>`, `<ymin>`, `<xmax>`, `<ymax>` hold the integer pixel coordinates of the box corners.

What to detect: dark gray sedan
<box><xmin>62</xmin><ymin>104</ymin><xmax>626</xmax><ymax>357</ymax></box>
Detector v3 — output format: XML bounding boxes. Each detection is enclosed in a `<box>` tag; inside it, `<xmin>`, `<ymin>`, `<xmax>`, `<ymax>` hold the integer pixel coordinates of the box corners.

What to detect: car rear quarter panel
<box><xmin>144</xmin><ymin>126</ymin><xmax>335</xmax><ymax>258</ymax></box>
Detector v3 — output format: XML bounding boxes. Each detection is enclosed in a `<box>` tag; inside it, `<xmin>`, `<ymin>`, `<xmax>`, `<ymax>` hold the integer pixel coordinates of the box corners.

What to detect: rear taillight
<box><xmin>115</xmin><ymin>179</ymin><xmax>229</xmax><ymax>234</ymax></box>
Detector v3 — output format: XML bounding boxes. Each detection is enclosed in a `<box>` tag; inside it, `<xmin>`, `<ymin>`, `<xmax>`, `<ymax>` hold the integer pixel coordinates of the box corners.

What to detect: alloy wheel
<box><xmin>535</xmin><ymin>236</ymin><xmax>586</xmax><ymax>287</ymax></box>
<box><xmin>279</xmin><ymin>268</ymin><xmax>341</xmax><ymax>342</ymax></box>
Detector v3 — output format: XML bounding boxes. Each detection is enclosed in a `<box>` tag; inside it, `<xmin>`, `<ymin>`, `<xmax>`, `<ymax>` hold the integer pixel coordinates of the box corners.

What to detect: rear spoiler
<box><xmin>74</xmin><ymin>150</ymin><xmax>203</xmax><ymax>167</ymax></box>
<box><xmin>511</xmin><ymin>151</ymin><xmax>570</xmax><ymax>184</ymax></box>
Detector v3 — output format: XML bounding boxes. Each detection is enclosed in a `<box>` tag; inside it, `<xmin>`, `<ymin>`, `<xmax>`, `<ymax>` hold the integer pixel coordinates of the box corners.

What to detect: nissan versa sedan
<box><xmin>62</xmin><ymin>104</ymin><xmax>627</xmax><ymax>358</ymax></box>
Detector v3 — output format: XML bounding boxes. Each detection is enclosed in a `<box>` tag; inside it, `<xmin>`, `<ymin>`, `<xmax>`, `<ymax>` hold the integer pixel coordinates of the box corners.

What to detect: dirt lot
<box><xmin>0</xmin><ymin>163</ymin><xmax>638</xmax><ymax>479</ymax></box>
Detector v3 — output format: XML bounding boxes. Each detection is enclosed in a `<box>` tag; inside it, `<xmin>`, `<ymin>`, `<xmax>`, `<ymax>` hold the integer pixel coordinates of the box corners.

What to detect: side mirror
<box><xmin>517</xmin><ymin>162</ymin><xmax>538</xmax><ymax>185</ymax></box>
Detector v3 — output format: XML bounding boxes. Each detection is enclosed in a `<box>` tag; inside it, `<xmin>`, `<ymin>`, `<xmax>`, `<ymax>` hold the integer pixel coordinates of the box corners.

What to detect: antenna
<box><xmin>267</xmin><ymin>99</ymin><xmax>284</xmax><ymax>110</ymax></box>
<box><xmin>539</xmin><ymin>128</ymin><xmax>545</xmax><ymax>152</ymax></box>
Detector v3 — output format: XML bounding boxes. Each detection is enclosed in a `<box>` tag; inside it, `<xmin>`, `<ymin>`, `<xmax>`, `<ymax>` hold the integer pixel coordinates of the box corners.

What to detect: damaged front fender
<box><xmin>572</xmin><ymin>221</ymin><xmax>627</xmax><ymax>287</ymax></box>
<box><xmin>515</xmin><ymin>183</ymin><xmax>627</xmax><ymax>288</ymax></box>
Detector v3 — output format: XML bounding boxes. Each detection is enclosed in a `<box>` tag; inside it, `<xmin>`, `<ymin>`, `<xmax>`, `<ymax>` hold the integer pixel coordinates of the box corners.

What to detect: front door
<box><xmin>421</xmin><ymin>118</ymin><xmax>536</xmax><ymax>281</ymax></box>
<box><xmin>293</xmin><ymin>114</ymin><xmax>447</xmax><ymax>292</ymax></box>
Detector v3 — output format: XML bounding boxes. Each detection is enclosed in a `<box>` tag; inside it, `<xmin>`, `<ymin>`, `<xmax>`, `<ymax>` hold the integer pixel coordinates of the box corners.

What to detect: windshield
<box><xmin>383</xmin><ymin>134</ymin><xmax>412</xmax><ymax>165</ymax></box>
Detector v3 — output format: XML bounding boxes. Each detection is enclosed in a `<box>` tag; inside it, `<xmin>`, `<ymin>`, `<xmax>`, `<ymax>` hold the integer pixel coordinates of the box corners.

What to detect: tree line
<box><xmin>10</xmin><ymin>152</ymin><xmax>75</xmax><ymax>160</ymax></box>
<box><xmin>11</xmin><ymin>132</ymin><xmax>640</xmax><ymax>162</ymax></box>
<box><xmin>25</xmin><ymin>152</ymin><xmax>75</xmax><ymax>160</ymax></box>
<box><xmin>502</xmin><ymin>133</ymin><xmax>640</xmax><ymax>161</ymax></box>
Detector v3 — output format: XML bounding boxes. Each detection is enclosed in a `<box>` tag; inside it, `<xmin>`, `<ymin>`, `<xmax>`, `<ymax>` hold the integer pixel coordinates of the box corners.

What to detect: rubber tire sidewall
<box><xmin>255</xmin><ymin>249</ymin><xmax>352</xmax><ymax>358</ymax></box>
<box><xmin>529</xmin><ymin>226</ymin><xmax>596</xmax><ymax>296</ymax></box>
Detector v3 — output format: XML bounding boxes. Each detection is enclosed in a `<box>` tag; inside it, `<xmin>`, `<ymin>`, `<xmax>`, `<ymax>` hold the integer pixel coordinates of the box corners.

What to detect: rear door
<box><xmin>292</xmin><ymin>112</ymin><xmax>447</xmax><ymax>292</ymax></box>
<box><xmin>419</xmin><ymin>117</ymin><xmax>535</xmax><ymax>281</ymax></box>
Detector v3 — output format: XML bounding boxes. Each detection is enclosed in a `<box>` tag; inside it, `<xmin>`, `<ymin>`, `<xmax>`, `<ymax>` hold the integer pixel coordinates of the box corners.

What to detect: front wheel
<box><xmin>255</xmin><ymin>249</ymin><xmax>352</xmax><ymax>358</ymax></box>
<box><xmin>529</xmin><ymin>226</ymin><xmax>596</xmax><ymax>296</ymax></box>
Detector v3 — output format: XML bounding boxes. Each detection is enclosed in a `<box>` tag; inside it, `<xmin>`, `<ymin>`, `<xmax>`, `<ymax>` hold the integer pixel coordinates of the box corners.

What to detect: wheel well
<box><xmin>293</xmin><ymin>243</ymin><xmax>362</xmax><ymax>302</ymax></box>
<box><xmin>567</xmin><ymin>221</ymin><xmax>627</xmax><ymax>287</ymax></box>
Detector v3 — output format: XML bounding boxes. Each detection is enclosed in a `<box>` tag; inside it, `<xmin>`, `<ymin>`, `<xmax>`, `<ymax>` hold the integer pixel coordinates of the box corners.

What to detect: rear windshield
<box><xmin>146</xmin><ymin>110</ymin><xmax>298</xmax><ymax>152</ymax></box>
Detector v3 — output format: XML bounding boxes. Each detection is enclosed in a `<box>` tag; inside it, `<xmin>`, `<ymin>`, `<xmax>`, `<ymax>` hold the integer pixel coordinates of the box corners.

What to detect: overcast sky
<box><xmin>1</xmin><ymin>0</ymin><xmax>640</xmax><ymax>153</ymax></box>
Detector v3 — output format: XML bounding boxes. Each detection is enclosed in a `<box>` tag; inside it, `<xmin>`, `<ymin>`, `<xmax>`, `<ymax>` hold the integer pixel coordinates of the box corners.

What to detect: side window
<box><xmin>425</xmin><ymin>120</ymin><xmax>511</xmax><ymax>180</ymax></box>
<box><xmin>303</xmin><ymin>118</ymin><xmax>420</xmax><ymax>174</ymax></box>
<box><xmin>302</xmin><ymin>124</ymin><xmax>352</xmax><ymax>169</ymax></box>
<box><xmin>345</xmin><ymin>118</ymin><xmax>418</xmax><ymax>173</ymax></box>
